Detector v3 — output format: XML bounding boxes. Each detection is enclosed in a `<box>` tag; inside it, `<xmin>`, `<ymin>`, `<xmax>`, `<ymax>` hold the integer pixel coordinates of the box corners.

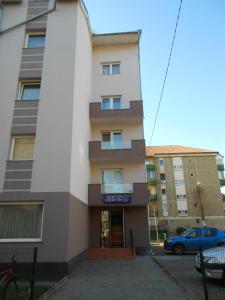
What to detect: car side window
<box><xmin>187</xmin><ymin>230</ymin><xmax>201</xmax><ymax>238</ymax></box>
<box><xmin>203</xmin><ymin>229</ymin><xmax>217</xmax><ymax>237</ymax></box>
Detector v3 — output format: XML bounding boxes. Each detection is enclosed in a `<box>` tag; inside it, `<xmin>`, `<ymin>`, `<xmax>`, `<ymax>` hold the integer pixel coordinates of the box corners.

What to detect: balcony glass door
<box><xmin>101</xmin><ymin>131</ymin><xmax>122</xmax><ymax>149</ymax></box>
<box><xmin>102</xmin><ymin>169</ymin><xmax>123</xmax><ymax>193</ymax></box>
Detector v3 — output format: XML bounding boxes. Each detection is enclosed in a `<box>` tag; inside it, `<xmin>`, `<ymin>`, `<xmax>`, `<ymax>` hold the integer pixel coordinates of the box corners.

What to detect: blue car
<box><xmin>164</xmin><ymin>228</ymin><xmax>225</xmax><ymax>255</ymax></box>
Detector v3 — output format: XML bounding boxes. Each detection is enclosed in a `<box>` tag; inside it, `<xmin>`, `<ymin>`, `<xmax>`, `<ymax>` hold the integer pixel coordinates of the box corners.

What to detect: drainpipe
<box><xmin>0</xmin><ymin>0</ymin><xmax>57</xmax><ymax>35</ymax></box>
<box><xmin>196</xmin><ymin>181</ymin><xmax>206</xmax><ymax>227</ymax></box>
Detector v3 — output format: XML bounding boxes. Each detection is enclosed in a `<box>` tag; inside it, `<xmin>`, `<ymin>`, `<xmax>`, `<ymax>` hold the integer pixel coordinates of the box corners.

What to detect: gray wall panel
<box><xmin>15</xmin><ymin>101</ymin><xmax>39</xmax><ymax>108</ymax></box>
<box><xmin>11</xmin><ymin>125</ymin><xmax>37</xmax><ymax>134</ymax></box>
<box><xmin>6</xmin><ymin>161</ymin><xmax>33</xmax><ymax>170</ymax></box>
<box><xmin>20</xmin><ymin>62</ymin><xmax>43</xmax><ymax>69</ymax></box>
<box><xmin>5</xmin><ymin>170</ymin><xmax>32</xmax><ymax>180</ymax></box>
<box><xmin>19</xmin><ymin>69</ymin><xmax>43</xmax><ymax>78</ymax></box>
<box><xmin>14</xmin><ymin>109</ymin><xmax>38</xmax><ymax>116</ymax></box>
<box><xmin>3</xmin><ymin>180</ymin><xmax>31</xmax><ymax>190</ymax></box>
<box><xmin>13</xmin><ymin>117</ymin><xmax>37</xmax><ymax>125</ymax></box>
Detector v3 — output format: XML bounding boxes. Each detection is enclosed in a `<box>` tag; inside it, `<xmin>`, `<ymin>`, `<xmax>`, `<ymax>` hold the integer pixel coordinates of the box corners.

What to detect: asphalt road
<box><xmin>151</xmin><ymin>245</ymin><xmax>225</xmax><ymax>300</ymax></box>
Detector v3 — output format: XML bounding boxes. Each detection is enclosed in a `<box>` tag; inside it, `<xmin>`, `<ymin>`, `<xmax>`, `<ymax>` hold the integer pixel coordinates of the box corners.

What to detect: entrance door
<box><xmin>111</xmin><ymin>211</ymin><xmax>123</xmax><ymax>248</ymax></box>
<box><xmin>100</xmin><ymin>209</ymin><xmax>124</xmax><ymax>248</ymax></box>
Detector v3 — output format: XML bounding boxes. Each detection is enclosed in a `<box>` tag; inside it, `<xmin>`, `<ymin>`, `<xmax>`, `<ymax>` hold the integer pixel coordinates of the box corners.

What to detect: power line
<box><xmin>149</xmin><ymin>0</ymin><xmax>183</xmax><ymax>145</ymax></box>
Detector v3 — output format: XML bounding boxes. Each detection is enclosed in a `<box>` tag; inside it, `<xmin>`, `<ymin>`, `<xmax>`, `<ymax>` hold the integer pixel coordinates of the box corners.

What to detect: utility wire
<box><xmin>149</xmin><ymin>0</ymin><xmax>183</xmax><ymax>145</ymax></box>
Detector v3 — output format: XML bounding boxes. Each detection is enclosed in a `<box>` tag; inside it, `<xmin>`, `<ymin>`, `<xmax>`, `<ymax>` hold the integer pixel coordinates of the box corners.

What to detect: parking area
<box><xmin>151</xmin><ymin>245</ymin><xmax>225</xmax><ymax>300</ymax></box>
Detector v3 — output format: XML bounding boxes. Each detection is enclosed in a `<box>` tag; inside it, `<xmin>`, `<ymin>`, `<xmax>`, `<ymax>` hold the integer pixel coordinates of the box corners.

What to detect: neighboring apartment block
<box><xmin>146</xmin><ymin>145</ymin><xmax>225</xmax><ymax>234</ymax></box>
<box><xmin>0</xmin><ymin>0</ymin><xmax>149</xmax><ymax>278</ymax></box>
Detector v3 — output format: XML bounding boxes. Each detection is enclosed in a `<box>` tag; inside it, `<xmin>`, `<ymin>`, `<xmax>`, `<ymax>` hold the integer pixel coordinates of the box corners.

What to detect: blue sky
<box><xmin>84</xmin><ymin>0</ymin><xmax>225</xmax><ymax>157</ymax></box>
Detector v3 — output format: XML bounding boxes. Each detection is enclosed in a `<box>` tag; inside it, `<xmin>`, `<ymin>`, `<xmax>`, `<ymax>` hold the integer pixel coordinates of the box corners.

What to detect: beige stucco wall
<box><xmin>69</xmin><ymin>2</ymin><xmax>92</xmax><ymax>204</ymax></box>
<box><xmin>0</xmin><ymin>3</ymin><xmax>27</xmax><ymax>191</ymax></box>
<box><xmin>92</xmin><ymin>44</ymin><xmax>141</xmax><ymax>102</ymax></box>
<box><xmin>31</xmin><ymin>1</ymin><xmax>78</xmax><ymax>192</ymax></box>
<box><xmin>90</xmin><ymin>162</ymin><xmax>146</xmax><ymax>184</ymax></box>
<box><xmin>91</xmin><ymin>124</ymin><xmax>144</xmax><ymax>141</ymax></box>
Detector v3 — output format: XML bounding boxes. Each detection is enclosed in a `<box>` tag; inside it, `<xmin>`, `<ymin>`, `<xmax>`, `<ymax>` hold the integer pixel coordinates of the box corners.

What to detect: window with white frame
<box><xmin>101</xmin><ymin>131</ymin><xmax>123</xmax><ymax>149</ymax></box>
<box><xmin>10</xmin><ymin>135</ymin><xmax>35</xmax><ymax>160</ymax></box>
<box><xmin>102</xmin><ymin>63</ymin><xmax>120</xmax><ymax>75</ymax></box>
<box><xmin>160</xmin><ymin>173</ymin><xmax>166</xmax><ymax>181</ymax></box>
<box><xmin>19</xmin><ymin>81</ymin><xmax>41</xmax><ymax>101</ymax></box>
<box><xmin>26</xmin><ymin>33</ymin><xmax>45</xmax><ymax>48</ymax></box>
<box><xmin>101</xmin><ymin>169</ymin><xmax>132</xmax><ymax>193</ymax></box>
<box><xmin>101</xmin><ymin>96</ymin><xmax>121</xmax><ymax>110</ymax></box>
<box><xmin>161</xmin><ymin>188</ymin><xmax>166</xmax><ymax>195</ymax></box>
<box><xmin>0</xmin><ymin>203</ymin><xmax>43</xmax><ymax>241</ymax></box>
<box><xmin>178</xmin><ymin>210</ymin><xmax>188</xmax><ymax>216</ymax></box>
<box><xmin>159</xmin><ymin>159</ymin><xmax>164</xmax><ymax>166</ymax></box>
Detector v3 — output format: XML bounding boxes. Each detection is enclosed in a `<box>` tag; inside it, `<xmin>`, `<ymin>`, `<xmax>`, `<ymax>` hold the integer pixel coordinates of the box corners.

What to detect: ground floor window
<box><xmin>0</xmin><ymin>203</ymin><xmax>43</xmax><ymax>241</ymax></box>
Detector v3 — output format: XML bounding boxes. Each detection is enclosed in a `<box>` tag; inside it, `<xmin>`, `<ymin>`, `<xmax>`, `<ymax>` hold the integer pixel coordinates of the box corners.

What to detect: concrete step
<box><xmin>87</xmin><ymin>247</ymin><xmax>135</xmax><ymax>260</ymax></box>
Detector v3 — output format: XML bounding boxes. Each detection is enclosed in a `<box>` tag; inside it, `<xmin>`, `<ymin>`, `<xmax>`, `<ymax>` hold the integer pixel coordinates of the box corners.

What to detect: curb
<box><xmin>152</xmin><ymin>255</ymin><xmax>200</xmax><ymax>300</ymax></box>
<box><xmin>38</xmin><ymin>276</ymin><xmax>68</xmax><ymax>300</ymax></box>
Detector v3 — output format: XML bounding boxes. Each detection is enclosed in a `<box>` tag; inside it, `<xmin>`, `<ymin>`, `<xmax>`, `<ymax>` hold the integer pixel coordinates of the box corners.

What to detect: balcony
<box><xmin>149</xmin><ymin>194</ymin><xmax>157</xmax><ymax>201</ymax></box>
<box><xmin>89</xmin><ymin>139</ymin><xmax>145</xmax><ymax>163</ymax></box>
<box><xmin>218</xmin><ymin>164</ymin><xmax>224</xmax><ymax>171</ymax></box>
<box><xmin>88</xmin><ymin>183</ymin><xmax>148</xmax><ymax>206</ymax></box>
<box><xmin>146</xmin><ymin>164</ymin><xmax>155</xmax><ymax>171</ymax></box>
<box><xmin>147</xmin><ymin>178</ymin><xmax>157</xmax><ymax>185</ymax></box>
<box><xmin>89</xmin><ymin>100</ymin><xmax>143</xmax><ymax>125</ymax></box>
<box><xmin>220</xmin><ymin>179</ymin><xmax>225</xmax><ymax>186</ymax></box>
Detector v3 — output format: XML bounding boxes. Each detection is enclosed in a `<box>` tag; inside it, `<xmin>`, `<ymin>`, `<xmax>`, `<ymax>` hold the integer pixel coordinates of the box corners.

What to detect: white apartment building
<box><xmin>0</xmin><ymin>0</ymin><xmax>149</xmax><ymax>278</ymax></box>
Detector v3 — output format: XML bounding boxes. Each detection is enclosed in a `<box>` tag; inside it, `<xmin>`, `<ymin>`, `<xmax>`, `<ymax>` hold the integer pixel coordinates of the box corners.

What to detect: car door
<box><xmin>184</xmin><ymin>229</ymin><xmax>202</xmax><ymax>251</ymax></box>
<box><xmin>202</xmin><ymin>228</ymin><xmax>219</xmax><ymax>249</ymax></box>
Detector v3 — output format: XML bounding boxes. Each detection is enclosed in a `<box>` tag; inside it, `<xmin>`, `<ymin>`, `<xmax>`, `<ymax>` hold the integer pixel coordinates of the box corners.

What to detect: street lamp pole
<box><xmin>196</xmin><ymin>181</ymin><xmax>206</xmax><ymax>227</ymax></box>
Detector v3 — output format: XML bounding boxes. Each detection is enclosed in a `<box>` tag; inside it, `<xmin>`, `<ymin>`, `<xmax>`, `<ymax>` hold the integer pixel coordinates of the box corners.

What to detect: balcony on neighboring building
<box><xmin>220</xmin><ymin>179</ymin><xmax>225</xmax><ymax>186</ymax></box>
<box><xmin>146</xmin><ymin>164</ymin><xmax>155</xmax><ymax>171</ymax></box>
<box><xmin>88</xmin><ymin>183</ymin><xmax>148</xmax><ymax>206</ymax></box>
<box><xmin>147</xmin><ymin>178</ymin><xmax>157</xmax><ymax>185</ymax></box>
<box><xmin>149</xmin><ymin>194</ymin><xmax>157</xmax><ymax>201</ymax></box>
<box><xmin>89</xmin><ymin>100</ymin><xmax>143</xmax><ymax>125</ymax></box>
<box><xmin>89</xmin><ymin>139</ymin><xmax>145</xmax><ymax>163</ymax></box>
<box><xmin>218</xmin><ymin>164</ymin><xmax>225</xmax><ymax>171</ymax></box>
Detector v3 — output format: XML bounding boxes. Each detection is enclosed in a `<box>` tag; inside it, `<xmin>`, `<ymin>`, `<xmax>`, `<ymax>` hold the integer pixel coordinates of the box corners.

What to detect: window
<box><xmin>0</xmin><ymin>203</ymin><xmax>43</xmax><ymax>241</ymax></box>
<box><xmin>101</xmin><ymin>169</ymin><xmax>133</xmax><ymax>193</ymax></box>
<box><xmin>102</xmin><ymin>63</ymin><xmax>120</xmax><ymax>75</ymax></box>
<box><xmin>176</xmin><ymin>194</ymin><xmax>186</xmax><ymax>199</ymax></box>
<box><xmin>161</xmin><ymin>189</ymin><xmax>166</xmax><ymax>195</ymax></box>
<box><xmin>19</xmin><ymin>82</ymin><xmax>41</xmax><ymax>101</ymax></box>
<box><xmin>147</xmin><ymin>171</ymin><xmax>155</xmax><ymax>179</ymax></box>
<box><xmin>10</xmin><ymin>136</ymin><xmax>35</xmax><ymax>160</ymax></box>
<box><xmin>26</xmin><ymin>33</ymin><xmax>45</xmax><ymax>48</ymax></box>
<box><xmin>203</xmin><ymin>229</ymin><xmax>217</xmax><ymax>237</ymax></box>
<box><xmin>187</xmin><ymin>229</ymin><xmax>201</xmax><ymax>238</ymax></box>
<box><xmin>178</xmin><ymin>210</ymin><xmax>188</xmax><ymax>216</ymax></box>
<box><xmin>101</xmin><ymin>96</ymin><xmax>121</xmax><ymax>110</ymax></box>
<box><xmin>160</xmin><ymin>173</ymin><xmax>166</xmax><ymax>181</ymax></box>
<box><xmin>101</xmin><ymin>131</ymin><xmax>123</xmax><ymax>149</ymax></box>
<box><xmin>159</xmin><ymin>159</ymin><xmax>164</xmax><ymax>166</ymax></box>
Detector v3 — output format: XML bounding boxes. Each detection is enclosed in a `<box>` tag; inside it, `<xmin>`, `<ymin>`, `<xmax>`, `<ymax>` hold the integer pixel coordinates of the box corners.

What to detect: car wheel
<box><xmin>173</xmin><ymin>244</ymin><xmax>185</xmax><ymax>255</ymax></box>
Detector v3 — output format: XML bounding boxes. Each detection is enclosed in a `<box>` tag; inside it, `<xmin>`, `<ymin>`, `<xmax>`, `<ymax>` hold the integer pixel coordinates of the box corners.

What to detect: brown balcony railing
<box><xmin>89</xmin><ymin>100</ymin><xmax>143</xmax><ymax>124</ymax></box>
<box><xmin>88</xmin><ymin>183</ymin><xmax>148</xmax><ymax>206</ymax></box>
<box><xmin>89</xmin><ymin>139</ymin><xmax>145</xmax><ymax>163</ymax></box>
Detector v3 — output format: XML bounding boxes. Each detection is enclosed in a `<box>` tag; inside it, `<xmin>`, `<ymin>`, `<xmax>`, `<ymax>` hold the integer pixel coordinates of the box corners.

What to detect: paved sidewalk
<box><xmin>47</xmin><ymin>256</ymin><xmax>195</xmax><ymax>300</ymax></box>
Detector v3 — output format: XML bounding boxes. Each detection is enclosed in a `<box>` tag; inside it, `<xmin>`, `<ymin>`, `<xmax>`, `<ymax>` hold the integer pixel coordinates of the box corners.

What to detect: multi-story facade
<box><xmin>146</xmin><ymin>145</ymin><xmax>225</xmax><ymax>235</ymax></box>
<box><xmin>0</xmin><ymin>0</ymin><xmax>149</xmax><ymax>279</ymax></box>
